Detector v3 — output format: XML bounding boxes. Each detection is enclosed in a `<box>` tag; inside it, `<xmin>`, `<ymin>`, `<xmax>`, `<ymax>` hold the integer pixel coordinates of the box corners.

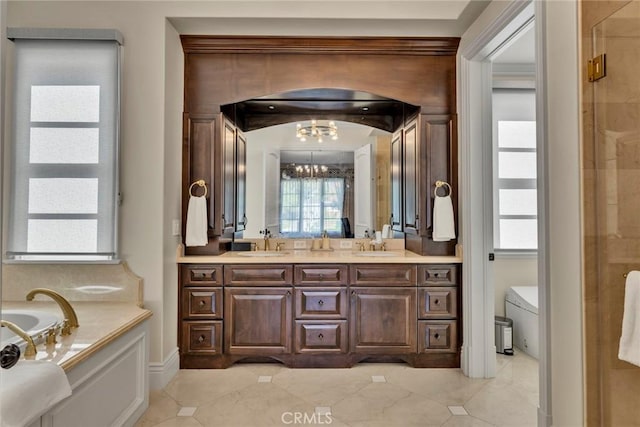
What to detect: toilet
<box><xmin>505</xmin><ymin>286</ymin><xmax>539</xmax><ymax>359</ymax></box>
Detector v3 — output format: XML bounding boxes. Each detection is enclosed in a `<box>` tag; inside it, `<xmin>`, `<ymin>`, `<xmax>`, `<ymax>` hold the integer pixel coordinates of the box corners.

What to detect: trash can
<box><xmin>495</xmin><ymin>316</ymin><xmax>514</xmax><ymax>355</ymax></box>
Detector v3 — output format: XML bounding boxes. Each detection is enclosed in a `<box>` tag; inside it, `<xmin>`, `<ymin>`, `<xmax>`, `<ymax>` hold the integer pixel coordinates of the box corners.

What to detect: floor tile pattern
<box><xmin>135</xmin><ymin>352</ymin><xmax>538</xmax><ymax>427</ymax></box>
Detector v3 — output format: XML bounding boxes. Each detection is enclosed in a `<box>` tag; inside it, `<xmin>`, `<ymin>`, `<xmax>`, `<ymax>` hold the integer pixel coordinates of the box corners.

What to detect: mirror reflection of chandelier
<box><xmin>296</xmin><ymin>119</ymin><xmax>338</xmax><ymax>143</ymax></box>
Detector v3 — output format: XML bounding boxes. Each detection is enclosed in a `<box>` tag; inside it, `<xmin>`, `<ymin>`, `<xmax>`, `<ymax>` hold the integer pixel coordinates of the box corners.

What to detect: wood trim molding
<box><xmin>180</xmin><ymin>35</ymin><xmax>460</xmax><ymax>56</ymax></box>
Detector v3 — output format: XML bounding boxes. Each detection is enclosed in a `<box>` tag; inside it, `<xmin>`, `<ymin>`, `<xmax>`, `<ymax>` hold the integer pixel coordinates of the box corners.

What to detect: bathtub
<box><xmin>1</xmin><ymin>309</ymin><xmax>61</xmax><ymax>349</ymax></box>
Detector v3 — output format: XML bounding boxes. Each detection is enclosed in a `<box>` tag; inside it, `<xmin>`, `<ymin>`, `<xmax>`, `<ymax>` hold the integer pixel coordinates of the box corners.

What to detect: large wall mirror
<box><xmin>223</xmin><ymin>88</ymin><xmax>418</xmax><ymax>240</ymax></box>
<box><xmin>243</xmin><ymin>121</ymin><xmax>391</xmax><ymax>239</ymax></box>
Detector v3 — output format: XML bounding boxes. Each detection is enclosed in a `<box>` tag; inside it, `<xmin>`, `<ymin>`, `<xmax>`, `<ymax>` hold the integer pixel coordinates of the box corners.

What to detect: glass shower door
<box><xmin>590</xmin><ymin>1</ymin><xmax>640</xmax><ymax>425</ymax></box>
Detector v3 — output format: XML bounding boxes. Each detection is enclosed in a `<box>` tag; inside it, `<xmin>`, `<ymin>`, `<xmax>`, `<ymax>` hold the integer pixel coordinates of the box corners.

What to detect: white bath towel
<box><xmin>185</xmin><ymin>195</ymin><xmax>208</xmax><ymax>246</ymax></box>
<box><xmin>433</xmin><ymin>194</ymin><xmax>456</xmax><ymax>241</ymax></box>
<box><xmin>0</xmin><ymin>360</ymin><xmax>72</xmax><ymax>427</ymax></box>
<box><xmin>619</xmin><ymin>271</ymin><xmax>640</xmax><ymax>367</ymax></box>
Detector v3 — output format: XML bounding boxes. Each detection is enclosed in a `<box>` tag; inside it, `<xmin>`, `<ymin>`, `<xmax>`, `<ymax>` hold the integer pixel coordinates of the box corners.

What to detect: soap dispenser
<box><xmin>321</xmin><ymin>230</ymin><xmax>330</xmax><ymax>250</ymax></box>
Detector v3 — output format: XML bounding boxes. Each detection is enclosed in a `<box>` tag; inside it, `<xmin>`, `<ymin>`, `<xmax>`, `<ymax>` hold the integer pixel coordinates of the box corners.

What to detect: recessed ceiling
<box><xmin>169</xmin><ymin>1</ymin><xmax>491</xmax><ymax>37</ymax></box>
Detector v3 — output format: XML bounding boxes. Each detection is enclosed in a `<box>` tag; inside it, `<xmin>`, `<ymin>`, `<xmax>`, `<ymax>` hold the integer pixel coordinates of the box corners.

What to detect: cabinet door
<box><xmin>390</xmin><ymin>128</ymin><xmax>403</xmax><ymax>232</ymax></box>
<box><xmin>424</xmin><ymin>115</ymin><xmax>455</xmax><ymax>239</ymax></box>
<box><xmin>221</xmin><ymin>116</ymin><xmax>236</xmax><ymax>234</ymax></box>
<box><xmin>403</xmin><ymin>117</ymin><xmax>420</xmax><ymax>233</ymax></box>
<box><xmin>350</xmin><ymin>287</ymin><xmax>417</xmax><ymax>353</ymax></box>
<box><xmin>224</xmin><ymin>288</ymin><xmax>292</xmax><ymax>354</ymax></box>
<box><xmin>235</xmin><ymin>128</ymin><xmax>247</xmax><ymax>232</ymax></box>
<box><xmin>184</xmin><ymin>114</ymin><xmax>215</xmax><ymax>233</ymax></box>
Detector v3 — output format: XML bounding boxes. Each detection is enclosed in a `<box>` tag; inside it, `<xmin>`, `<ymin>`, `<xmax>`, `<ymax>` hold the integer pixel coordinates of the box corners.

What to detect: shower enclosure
<box><xmin>583</xmin><ymin>1</ymin><xmax>640</xmax><ymax>425</ymax></box>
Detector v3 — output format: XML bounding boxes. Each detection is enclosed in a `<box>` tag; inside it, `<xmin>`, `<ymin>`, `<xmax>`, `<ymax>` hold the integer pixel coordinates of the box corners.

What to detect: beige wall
<box><xmin>493</xmin><ymin>257</ymin><xmax>537</xmax><ymax>317</ymax></box>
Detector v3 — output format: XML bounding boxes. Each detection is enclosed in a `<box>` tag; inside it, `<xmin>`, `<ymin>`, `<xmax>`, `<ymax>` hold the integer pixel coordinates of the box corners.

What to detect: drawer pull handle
<box><xmin>434</xmin><ymin>333</ymin><xmax>440</xmax><ymax>340</ymax></box>
<box><xmin>197</xmin><ymin>335</ymin><xmax>205</xmax><ymax>343</ymax></box>
<box><xmin>198</xmin><ymin>300</ymin><xmax>206</xmax><ymax>307</ymax></box>
<box><xmin>319</xmin><ymin>274</ymin><xmax>324</xmax><ymax>281</ymax></box>
<box><xmin>434</xmin><ymin>299</ymin><xmax>440</xmax><ymax>305</ymax></box>
<box><xmin>286</xmin><ymin>290</ymin><xmax>291</xmax><ymax>296</ymax></box>
<box><xmin>318</xmin><ymin>300</ymin><xmax>324</xmax><ymax>306</ymax></box>
<box><xmin>318</xmin><ymin>333</ymin><xmax>324</xmax><ymax>340</ymax></box>
<box><xmin>351</xmin><ymin>291</ymin><xmax>356</xmax><ymax>296</ymax></box>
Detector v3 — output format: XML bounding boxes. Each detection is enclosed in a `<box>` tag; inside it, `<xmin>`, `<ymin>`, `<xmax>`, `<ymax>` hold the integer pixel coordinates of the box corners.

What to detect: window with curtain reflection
<box><xmin>280</xmin><ymin>178</ymin><xmax>344</xmax><ymax>237</ymax></box>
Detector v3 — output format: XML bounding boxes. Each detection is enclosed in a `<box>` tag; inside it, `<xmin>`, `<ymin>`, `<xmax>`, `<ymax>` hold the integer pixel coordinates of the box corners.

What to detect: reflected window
<box><xmin>280</xmin><ymin>178</ymin><xmax>344</xmax><ymax>237</ymax></box>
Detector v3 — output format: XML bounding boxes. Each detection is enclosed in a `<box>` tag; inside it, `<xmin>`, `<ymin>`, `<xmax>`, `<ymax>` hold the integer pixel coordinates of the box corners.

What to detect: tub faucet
<box><xmin>26</xmin><ymin>288</ymin><xmax>79</xmax><ymax>335</ymax></box>
<box><xmin>0</xmin><ymin>320</ymin><xmax>37</xmax><ymax>358</ymax></box>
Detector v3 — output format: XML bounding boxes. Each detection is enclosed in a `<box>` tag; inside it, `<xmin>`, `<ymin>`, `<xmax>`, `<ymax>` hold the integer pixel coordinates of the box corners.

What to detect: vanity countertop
<box><xmin>177</xmin><ymin>249</ymin><xmax>462</xmax><ymax>264</ymax></box>
<box><xmin>1</xmin><ymin>301</ymin><xmax>152</xmax><ymax>371</ymax></box>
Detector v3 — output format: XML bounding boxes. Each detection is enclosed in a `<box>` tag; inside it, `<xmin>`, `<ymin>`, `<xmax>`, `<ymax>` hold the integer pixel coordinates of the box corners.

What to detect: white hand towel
<box><xmin>433</xmin><ymin>194</ymin><xmax>456</xmax><ymax>242</ymax></box>
<box><xmin>619</xmin><ymin>270</ymin><xmax>640</xmax><ymax>366</ymax></box>
<box><xmin>185</xmin><ymin>195</ymin><xmax>208</xmax><ymax>246</ymax></box>
<box><xmin>382</xmin><ymin>224</ymin><xmax>391</xmax><ymax>239</ymax></box>
<box><xmin>0</xmin><ymin>360</ymin><xmax>72</xmax><ymax>427</ymax></box>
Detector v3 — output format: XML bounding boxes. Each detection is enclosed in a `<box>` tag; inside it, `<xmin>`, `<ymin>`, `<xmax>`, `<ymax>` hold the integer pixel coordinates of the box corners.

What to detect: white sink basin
<box><xmin>236</xmin><ymin>251</ymin><xmax>288</xmax><ymax>257</ymax></box>
<box><xmin>353</xmin><ymin>251</ymin><xmax>400</xmax><ymax>257</ymax></box>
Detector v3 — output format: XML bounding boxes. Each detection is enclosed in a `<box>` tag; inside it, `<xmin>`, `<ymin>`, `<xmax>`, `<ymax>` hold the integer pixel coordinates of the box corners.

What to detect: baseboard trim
<box><xmin>148</xmin><ymin>347</ymin><xmax>179</xmax><ymax>390</ymax></box>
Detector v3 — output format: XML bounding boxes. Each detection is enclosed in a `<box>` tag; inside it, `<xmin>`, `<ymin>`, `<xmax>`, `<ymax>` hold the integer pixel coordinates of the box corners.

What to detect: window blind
<box><xmin>6</xmin><ymin>30</ymin><xmax>122</xmax><ymax>261</ymax></box>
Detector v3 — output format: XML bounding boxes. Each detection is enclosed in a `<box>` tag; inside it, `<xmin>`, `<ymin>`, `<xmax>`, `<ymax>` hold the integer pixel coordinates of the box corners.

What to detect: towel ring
<box><xmin>189</xmin><ymin>179</ymin><xmax>208</xmax><ymax>197</ymax></box>
<box><xmin>434</xmin><ymin>180</ymin><xmax>452</xmax><ymax>197</ymax></box>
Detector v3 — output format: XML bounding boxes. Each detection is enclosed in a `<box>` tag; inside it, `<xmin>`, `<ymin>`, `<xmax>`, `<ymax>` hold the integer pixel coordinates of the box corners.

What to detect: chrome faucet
<box><xmin>26</xmin><ymin>288</ymin><xmax>79</xmax><ymax>335</ymax></box>
<box><xmin>0</xmin><ymin>320</ymin><xmax>37</xmax><ymax>358</ymax></box>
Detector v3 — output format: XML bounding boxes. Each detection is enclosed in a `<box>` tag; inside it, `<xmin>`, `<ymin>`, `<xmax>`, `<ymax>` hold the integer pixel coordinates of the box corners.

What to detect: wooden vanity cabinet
<box><xmin>293</xmin><ymin>265</ymin><xmax>349</xmax><ymax>354</ymax></box>
<box><xmin>349</xmin><ymin>264</ymin><xmax>417</xmax><ymax>354</ymax></box>
<box><xmin>179</xmin><ymin>265</ymin><xmax>224</xmax><ymax>358</ymax></box>
<box><xmin>417</xmin><ymin>264</ymin><xmax>460</xmax><ymax>356</ymax></box>
<box><xmin>179</xmin><ymin>262</ymin><xmax>461</xmax><ymax>368</ymax></box>
<box><xmin>224</xmin><ymin>265</ymin><xmax>293</xmax><ymax>355</ymax></box>
<box><xmin>225</xmin><ymin>287</ymin><xmax>293</xmax><ymax>354</ymax></box>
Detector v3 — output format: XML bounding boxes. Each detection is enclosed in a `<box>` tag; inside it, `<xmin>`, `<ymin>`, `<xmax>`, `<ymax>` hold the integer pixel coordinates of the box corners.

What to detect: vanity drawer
<box><xmin>295</xmin><ymin>288</ymin><xmax>348</xmax><ymax>319</ymax></box>
<box><xmin>294</xmin><ymin>265</ymin><xmax>348</xmax><ymax>286</ymax></box>
<box><xmin>418</xmin><ymin>320</ymin><xmax>457</xmax><ymax>353</ymax></box>
<box><xmin>182</xmin><ymin>265</ymin><xmax>223</xmax><ymax>286</ymax></box>
<box><xmin>418</xmin><ymin>287</ymin><xmax>457</xmax><ymax>319</ymax></box>
<box><xmin>294</xmin><ymin>320</ymin><xmax>348</xmax><ymax>353</ymax></box>
<box><xmin>418</xmin><ymin>265</ymin><xmax>458</xmax><ymax>286</ymax></box>
<box><xmin>182</xmin><ymin>287</ymin><xmax>223</xmax><ymax>319</ymax></box>
<box><xmin>224</xmin><ymin>264</ymin><xmax>293</xmax><ymax>286</ymax></box>
<box><xmin>181</xmin><ymin>321</ymin><xmax>223</xmax><ymax>355</ymax></box>
<box><xmin>349</xmin><ymin>264</ymin><xmax>416</xmax><ymax>286</ymax></box>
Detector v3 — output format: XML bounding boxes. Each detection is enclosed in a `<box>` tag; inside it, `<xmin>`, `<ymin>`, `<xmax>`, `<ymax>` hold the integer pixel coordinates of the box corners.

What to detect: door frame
<box><xmin>457</xmin><ymin>1</ymin><xmax>553</xmax><ymax>426</ymax></box>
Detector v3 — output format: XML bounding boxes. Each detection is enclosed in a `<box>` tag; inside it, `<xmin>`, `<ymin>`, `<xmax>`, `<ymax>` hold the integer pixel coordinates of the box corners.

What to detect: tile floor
<box><xmin>135</xmin><ymin>351</ymin><xmax>538</xmax><ymax>427</ymax></box>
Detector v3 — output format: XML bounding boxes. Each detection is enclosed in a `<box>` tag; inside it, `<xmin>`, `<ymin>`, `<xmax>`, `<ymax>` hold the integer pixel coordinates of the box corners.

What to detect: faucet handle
<box><xmin>275</xmin><ymin>242</ymin><xmax>284</xmax><ymax>252</ymax></box>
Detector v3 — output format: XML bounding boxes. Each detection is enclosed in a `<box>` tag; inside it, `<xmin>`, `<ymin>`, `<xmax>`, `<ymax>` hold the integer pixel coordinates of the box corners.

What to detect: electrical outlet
<box><xmin>294</xmin><ymin>240</ymin><xmax>307</xmax><ymax>249</ymax></box>
<box><xmin>172</xmin><ymin>219</ymin><xmax>181</xmax><ymax>236</ymax></box>
<box><xmin>339</xmin><ymin>240</ymin><xmax>353</xmax><ymax>249</ymax></box>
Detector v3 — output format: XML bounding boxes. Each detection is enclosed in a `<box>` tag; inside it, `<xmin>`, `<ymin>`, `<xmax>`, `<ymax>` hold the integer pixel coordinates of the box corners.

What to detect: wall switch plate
<box><xmin>172</xmin><ymin>219</ymin><xmax>181</xmax><ymax>236</ymax></box>
<box><xmin>339</xmin><ymin>240</ymin><xmax>353</xmax><ymax>249</ymax></box>
<box><xmin>294</xmin><ymin>240</ymin><xmax>307</xmax><ymax>249</ymax></box>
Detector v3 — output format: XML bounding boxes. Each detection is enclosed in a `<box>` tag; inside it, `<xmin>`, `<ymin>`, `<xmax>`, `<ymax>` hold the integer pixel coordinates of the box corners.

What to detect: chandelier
<box><xmin>295</xmin><ymin>120</ymin><xmax>338</xmax><ymax>143</ymax></box>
